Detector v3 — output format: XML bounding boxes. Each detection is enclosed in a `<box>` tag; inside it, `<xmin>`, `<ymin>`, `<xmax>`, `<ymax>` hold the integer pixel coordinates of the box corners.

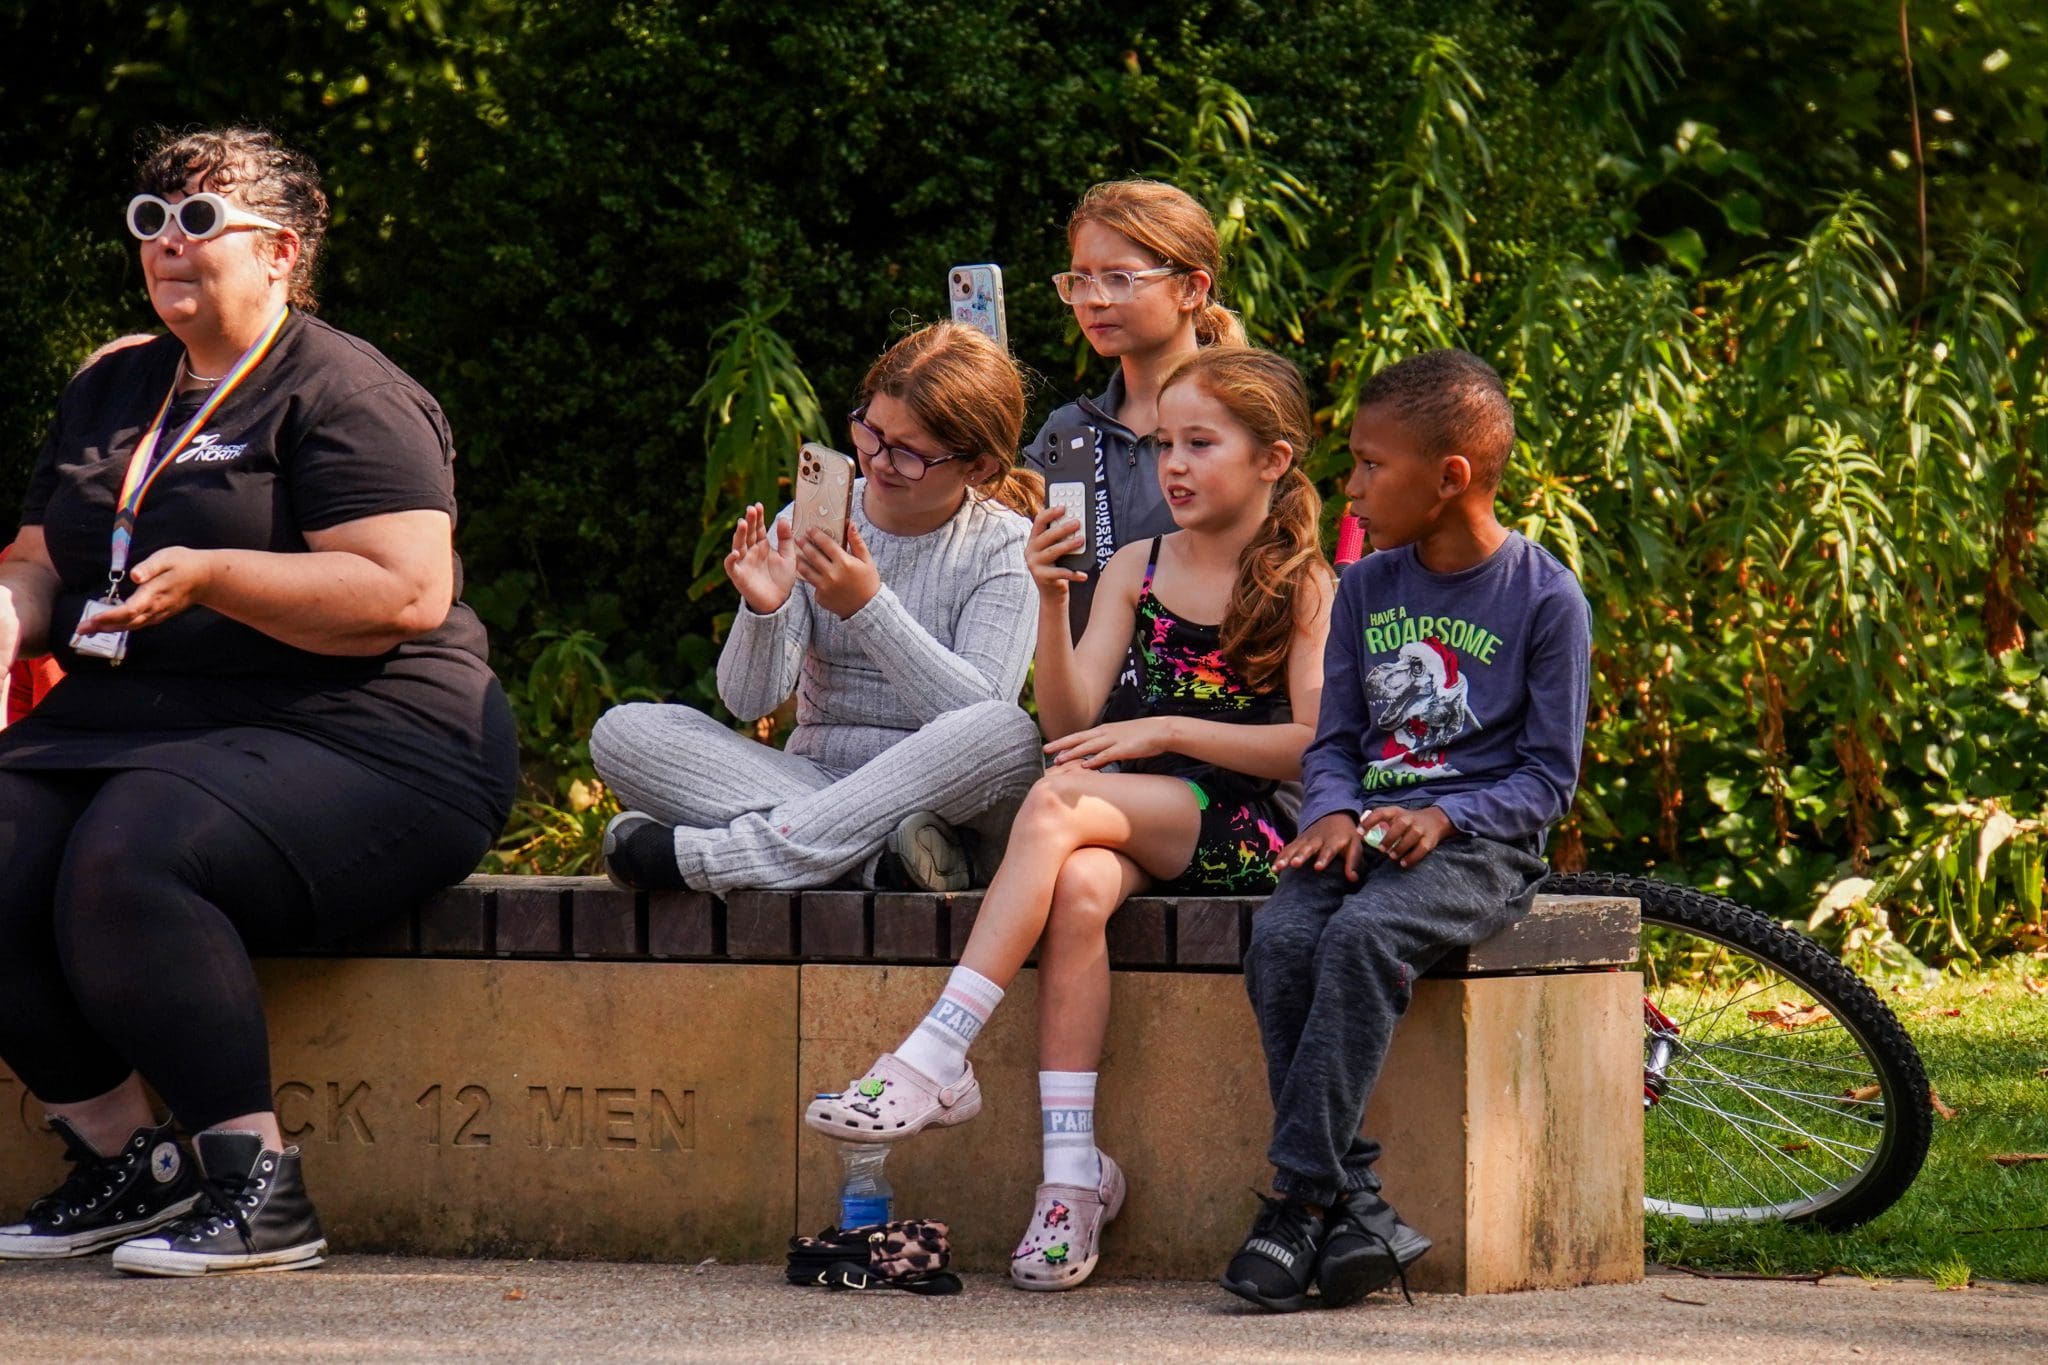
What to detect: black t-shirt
<box><xmin>3</xmin><ymin>314</ymin><xmax>515</xmax><ymax>832</ymax></box>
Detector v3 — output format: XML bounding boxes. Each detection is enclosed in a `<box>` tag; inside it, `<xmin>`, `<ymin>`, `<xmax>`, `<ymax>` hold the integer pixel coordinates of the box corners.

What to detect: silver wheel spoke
<box><xmin>1655</xmin><ymin>1091</ymin><xmax>1842</xmax><ymax>1195</ymax></box>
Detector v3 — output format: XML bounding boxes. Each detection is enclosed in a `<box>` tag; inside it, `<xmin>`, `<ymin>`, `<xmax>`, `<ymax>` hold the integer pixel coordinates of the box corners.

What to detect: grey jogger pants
<box><xmin>1243</xmin><ymin>832</ymin><xmax>1549</xmax><ymax>1205</ymax></box>
<box><xmin>589</xmin><ymin>699</ymin><xmax>1044</xmax><ymax>892</ymax></box>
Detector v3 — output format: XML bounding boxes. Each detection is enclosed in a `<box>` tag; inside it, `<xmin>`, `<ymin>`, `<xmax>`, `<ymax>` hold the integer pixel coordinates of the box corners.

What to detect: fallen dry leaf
<box><xmin>1660</xmin><ymin>1292</ymin><xmax>1708</xmax><ymax>1306</ymax></box>
<box><xmin>1842</xmin><ymin>1083</ymin><xmax>1883</xmax><ymax>1103</ymax></box>
<box><xmin>2023</xmin><ymin>978</ymin><xmax>2046</xmax><ymax>996</ymax></box>
<box><xmin>1910</xmin><ymin>1006</ymin><xmax>1964</xmax><ymax>1020</ymax></box>
<box><xmin>1977</xmin><ymin>984</ymin><xmax>1996</xmax><ymax>996</ymax></box>
<box><xmin>2038</xmin><ymin>1067</ymin><xmax>2048</xmax><ymax>1080</ymax></box>
<box><xmin>1748</xmin><ymin>1001</ymin><xmax>1834</xmax><ymax>1030</ymax></box>
<box><xmin>503</xmin><ymin>1288</ymin><xmax>525</xmax><ymax>1302</ymax></box>
<box><xmin>1991</xmin><ymin>1153</ymin><xmax>2048</xmax><ymax>1167</ymax></box>
<box><xmin>1780</xmin><ymin>1141</ymin><xmax>1812</xmax><ymax>1153</ymax></box>
<box><xmin>1931</xmin><ymin>1089</ymin><xmax>1959</xmax><ymax>1121</ymax></box>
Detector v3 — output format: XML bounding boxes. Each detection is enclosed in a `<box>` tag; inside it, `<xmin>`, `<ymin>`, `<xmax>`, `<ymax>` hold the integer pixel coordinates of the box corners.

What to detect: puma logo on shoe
<box><xmin>1246</xmin><ymin>1238</ymin><xmax>1297</xmax><ymax>1266</ymax></box>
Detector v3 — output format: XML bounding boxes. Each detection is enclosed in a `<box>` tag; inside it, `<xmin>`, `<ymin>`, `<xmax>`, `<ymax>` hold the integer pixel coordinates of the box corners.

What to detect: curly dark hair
<box><xmin>137</xmin><ymin>126</ymin><xmax>330</xmax><ymax>312</ymax></box>
<box><xmin>1355</xmin><ymin>349</ymin><xmax>1516</xmax><ymax>490</ymax></box>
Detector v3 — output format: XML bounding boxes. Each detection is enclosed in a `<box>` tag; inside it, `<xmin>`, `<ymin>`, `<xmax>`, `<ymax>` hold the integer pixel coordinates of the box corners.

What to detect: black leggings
<box><xmin>0</xmin><ymin>766</ymin><xmax>476</xmax><ymax>1131</ymax></box>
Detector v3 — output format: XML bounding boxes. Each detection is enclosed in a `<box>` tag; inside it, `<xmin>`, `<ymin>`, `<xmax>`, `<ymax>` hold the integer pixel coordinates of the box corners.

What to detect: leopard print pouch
<box><xmin>784</xmin><ymin>1218</ymin><xmax>961</xmax><ymax>1294</ymax></box>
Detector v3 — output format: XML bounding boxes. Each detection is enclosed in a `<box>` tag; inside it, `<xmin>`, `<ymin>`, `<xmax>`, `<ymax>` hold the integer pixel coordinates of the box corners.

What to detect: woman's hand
<box><xmin>1025</xmin><ymin>504</ymin><xmax>1087</xmax><ymax>600</ymax></box>
<box><xmin>1043</xmin><ymin>716</ymin><xmax>1175</xmax><ymax>769</ymax></box>
<box><xmin>724</xmin><ymin>504</ymin><xmax>797</xmax><ymax>615</ymax></box>
<box><xmin>1275</xmin><ymin>811</ymin><xmax>1365</xmax><ymax>881</ymax></box>
<box><xmin>796</xmin><ymin>522</ymin><xmax>881</xmax><ymax>619</ymax></box>
<box><xmin>1359</xmin><ymin>805</ymin><xmax>1454</xmax><ymax>869</ymax></box>
<box><xmin>77</xmin><ymin>546</ymin><xmax>217</xmax><ymax>634</ymax></box>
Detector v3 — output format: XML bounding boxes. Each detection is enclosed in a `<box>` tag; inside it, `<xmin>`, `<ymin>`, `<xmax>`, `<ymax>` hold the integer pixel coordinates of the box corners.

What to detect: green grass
<box><xmin>1645</xmin><ymin>959</ymin><xmax>2048</xmax><ymax>1283</ymax></box>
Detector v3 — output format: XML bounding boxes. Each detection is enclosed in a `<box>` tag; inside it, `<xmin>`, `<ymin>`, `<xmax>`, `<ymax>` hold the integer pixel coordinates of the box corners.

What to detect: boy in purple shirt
<box><xmin>1221</xmin><ymin>350</ymin><xmax>1592</xmax><ymax>1313</ymax></box>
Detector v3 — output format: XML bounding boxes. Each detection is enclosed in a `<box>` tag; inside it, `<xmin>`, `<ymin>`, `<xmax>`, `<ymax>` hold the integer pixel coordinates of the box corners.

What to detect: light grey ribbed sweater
<box><xmin>715</xmin><ymin>480</ymin><xmax>1038</xmax><ymax>776</ymax></box>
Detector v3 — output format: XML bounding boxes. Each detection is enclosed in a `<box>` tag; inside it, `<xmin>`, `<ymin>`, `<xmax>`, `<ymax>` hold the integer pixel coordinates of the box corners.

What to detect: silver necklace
<box><xmin>182</xmin><ymin>356</ymin><xmax>225</xmax><ymax>385</ymax></box>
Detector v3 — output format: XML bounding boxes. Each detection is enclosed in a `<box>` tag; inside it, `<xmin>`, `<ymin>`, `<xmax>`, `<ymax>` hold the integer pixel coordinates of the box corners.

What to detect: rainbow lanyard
<box><xmin>102</xmin><ymin>306</ymin><xmax>290</xmax><ymax>600</ymax></box>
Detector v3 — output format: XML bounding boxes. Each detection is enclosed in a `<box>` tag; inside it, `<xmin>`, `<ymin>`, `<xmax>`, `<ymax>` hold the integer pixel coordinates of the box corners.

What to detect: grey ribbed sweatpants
<box><xmin>590</xmin><ymin>699</ymin><xmax>1044</xmax><ymax>892</ymax></box>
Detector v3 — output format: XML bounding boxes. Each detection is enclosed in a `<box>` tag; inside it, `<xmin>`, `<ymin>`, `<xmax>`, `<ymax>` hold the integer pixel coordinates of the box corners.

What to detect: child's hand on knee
<box><xmin>1359</xmin><ymin>805</ymin><xmax>1453</xmax><ymax>869</ymax></box>
<box><xmin>1276</xmin><ymin>812</ymin><xmax>1364</xmax><ymax>881</ymax></box>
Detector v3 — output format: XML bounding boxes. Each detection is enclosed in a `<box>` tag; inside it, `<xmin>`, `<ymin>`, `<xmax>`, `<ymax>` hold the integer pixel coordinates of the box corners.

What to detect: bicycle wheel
<box><xmin>1541</xmin><ymin>871</ymin><xmax>1932</xmax><ymax>1229</ymax></box>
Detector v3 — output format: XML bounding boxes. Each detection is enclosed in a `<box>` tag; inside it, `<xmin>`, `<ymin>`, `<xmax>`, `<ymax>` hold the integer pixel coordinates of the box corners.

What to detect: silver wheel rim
<box><xmin>1642</xmin><ymin>917</ymin><xmax>1895</xmax><ymax>1223</ymax></box>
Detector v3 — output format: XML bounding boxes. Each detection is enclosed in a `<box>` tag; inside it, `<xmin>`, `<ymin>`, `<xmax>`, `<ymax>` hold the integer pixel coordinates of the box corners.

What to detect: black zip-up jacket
<box><xmin>1022</xmin><ymin>370</ymin><xmax>1181</xmax><ymax>637</ymax></box>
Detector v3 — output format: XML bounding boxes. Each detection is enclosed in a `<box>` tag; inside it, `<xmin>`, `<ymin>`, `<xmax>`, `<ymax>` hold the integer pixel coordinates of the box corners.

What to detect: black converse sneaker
<box><xmin>0</xmin><ymin>1116</ymin><xmax>199</xmax><ymax>1259</ymax></box>
<box><xmin>1219</xmin><ymin>1191</ymin><xmax>1328</xmax><ymax>1313</ymax></box>
<box><xmin>1315</xmin><ymin>1189</ymin><xmax>1432</xmax><ymax>1308</ymax></box>
<box><xmin>111</xmin><ymin>1131</ymin><xmax>326</xmax><ymax>1277</ymax></box>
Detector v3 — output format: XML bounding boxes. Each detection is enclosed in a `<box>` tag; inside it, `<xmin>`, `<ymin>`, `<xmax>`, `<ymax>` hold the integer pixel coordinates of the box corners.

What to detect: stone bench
<box><xmin>0</xmin><ymin>877</ymin><xmax>1643</xmax><ymax>1294</ymax></box>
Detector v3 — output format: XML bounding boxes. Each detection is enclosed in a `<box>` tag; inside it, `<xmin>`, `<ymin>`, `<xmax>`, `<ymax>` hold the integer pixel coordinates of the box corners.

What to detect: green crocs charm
<box><xmin>855</xmin><ymin>1078</ymin><xmax>887</xmax><ymax>1100</ymax></box>
<box><xmin>1042</xmin><ymin>1242</ymin><xmax>1070</xmax><ymax>1265</ymax></box>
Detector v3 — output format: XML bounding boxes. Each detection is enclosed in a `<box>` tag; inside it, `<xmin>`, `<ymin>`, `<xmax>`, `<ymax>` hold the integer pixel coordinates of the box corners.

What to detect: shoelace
<box><xmin>160</xmin><ymin>1171</ymin><xmax>256</xmax><ymax>1249</ymax></box>
<box><xmin>1330</xmin><ymin>1200</ymin><xmax>1418</xmax><ymax>1306</ymax></box>
<box><xmin>1246</xmin><ymin>1189</ymin><xmax>1323</xmax><ymax>1259</ymax></box>
<box><xmin>27</xmin><ymin>1142</ymin><xmax>133</xmax><ymax>1228</ymax></box>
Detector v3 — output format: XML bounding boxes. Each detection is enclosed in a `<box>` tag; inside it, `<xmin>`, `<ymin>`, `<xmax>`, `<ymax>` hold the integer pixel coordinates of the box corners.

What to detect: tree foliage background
<box><xmin>2</xmin><ymin>0</ymin><xmax>2043</xmax><ymax>967</ymax></box>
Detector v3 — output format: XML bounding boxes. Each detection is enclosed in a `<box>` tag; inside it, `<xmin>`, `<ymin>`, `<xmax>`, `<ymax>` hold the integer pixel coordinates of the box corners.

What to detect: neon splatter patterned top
<box><xmin>1101</xmin><ymin>539</ymin><xmax>1292</xmax><ymax>769</ymax></box>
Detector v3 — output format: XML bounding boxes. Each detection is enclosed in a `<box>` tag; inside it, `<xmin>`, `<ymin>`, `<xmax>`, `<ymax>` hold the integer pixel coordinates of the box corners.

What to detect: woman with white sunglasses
<box><xmin>0</xmin><ymin>127</ymin><xmax>515</xmax><ymax>1276</ymax></box>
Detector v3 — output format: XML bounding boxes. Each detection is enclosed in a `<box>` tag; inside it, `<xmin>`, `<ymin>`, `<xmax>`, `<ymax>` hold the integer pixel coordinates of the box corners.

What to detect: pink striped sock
<box><xmin>895</xmin><ymin>966</ymin><xmax>1003</xmax><ymax>1084</ymax></box>
<box><xmin>1040</xmin><ymin>1070</ymin><xmax>1100</xmax><ymax>1186</ymax></box>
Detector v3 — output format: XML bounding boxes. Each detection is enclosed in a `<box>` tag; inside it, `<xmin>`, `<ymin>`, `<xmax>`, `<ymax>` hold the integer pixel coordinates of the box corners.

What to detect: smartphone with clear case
<box><xmin>948</xmin><ymin>264</ymin><xmax>1008</xmax><ymax>352</ymax></box>
<box><xmin>794</xmin><ymin>443</ymin><xmax>854</xmax><ymax>548</ymax></box>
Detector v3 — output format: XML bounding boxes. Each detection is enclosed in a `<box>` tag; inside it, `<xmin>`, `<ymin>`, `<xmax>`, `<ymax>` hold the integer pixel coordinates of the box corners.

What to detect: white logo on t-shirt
<box><xmin>175</xmin><ymin>432</ymin><xmax>249</xmax><ymax>464</ymax></box>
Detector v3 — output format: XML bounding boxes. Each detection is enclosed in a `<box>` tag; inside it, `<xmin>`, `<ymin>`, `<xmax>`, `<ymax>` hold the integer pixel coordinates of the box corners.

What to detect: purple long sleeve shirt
<box><xmin>1299</xmin><ymin>532</ymin><xmax>1592</xmax><ymax>844</ymax></box>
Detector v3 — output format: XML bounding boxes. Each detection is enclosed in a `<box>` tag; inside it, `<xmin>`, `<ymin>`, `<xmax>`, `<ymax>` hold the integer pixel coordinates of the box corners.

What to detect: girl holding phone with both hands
<box><xmin>594</xmin><ymin>323</ymin><xmax>1046</xmax><ymax>895</ymax></box>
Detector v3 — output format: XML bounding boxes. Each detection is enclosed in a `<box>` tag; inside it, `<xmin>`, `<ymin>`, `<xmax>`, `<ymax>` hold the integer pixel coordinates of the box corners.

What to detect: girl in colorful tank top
<box><xmin>803</xmin><ymin>348</ymin><xmax>1333</xmax><ymax>1295</ymax></box>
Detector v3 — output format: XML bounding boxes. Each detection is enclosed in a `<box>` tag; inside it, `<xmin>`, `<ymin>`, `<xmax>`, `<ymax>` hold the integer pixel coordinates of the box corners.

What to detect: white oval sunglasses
<box><xmin>127</xmin><ymin>192</ymin><xmax>286</xmax><ymax>242</ymax></box>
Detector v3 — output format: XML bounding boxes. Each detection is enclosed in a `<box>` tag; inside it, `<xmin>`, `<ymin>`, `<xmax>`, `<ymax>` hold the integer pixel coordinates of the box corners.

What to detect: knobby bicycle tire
<box><xmin>1540</xmin><ymin>871</ymin><xmax>1933</xmax><ymax>1229</ymax></box>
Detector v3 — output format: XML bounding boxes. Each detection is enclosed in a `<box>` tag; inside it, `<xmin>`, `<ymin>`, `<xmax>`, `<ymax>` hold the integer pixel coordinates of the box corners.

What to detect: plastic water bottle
<box><xmin>837</xmin><ymin>1143</ymin><xmax>893</xmax><ymax>1229</ymax></box>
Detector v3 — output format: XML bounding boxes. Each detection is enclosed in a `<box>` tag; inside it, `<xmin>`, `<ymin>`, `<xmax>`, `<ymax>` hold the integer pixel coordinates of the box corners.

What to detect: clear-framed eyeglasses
<box><xmin>1050</xmin><ymin>267</ymin><xmax>1188</xmax><ymax>305</ymax></box>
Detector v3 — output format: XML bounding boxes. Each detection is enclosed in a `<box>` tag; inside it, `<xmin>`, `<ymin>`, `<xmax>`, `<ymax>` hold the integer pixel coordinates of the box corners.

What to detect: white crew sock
<box><xmin>1039</xmin><ymin>1070</ymin><xmax>1101</xmax><ymax>1187</ymax></box>
<box><xmin>894</xmin><ymin>966</ymin><xmax>1004</xmax><ymax>1085</ymax></box>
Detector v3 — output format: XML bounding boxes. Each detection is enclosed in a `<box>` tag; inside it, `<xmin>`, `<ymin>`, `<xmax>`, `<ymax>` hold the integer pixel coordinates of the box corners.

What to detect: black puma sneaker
<box><xmin>111</xmin><ymin>1131</ymin><xmax>326</xmax><ymax>1276</ymax></box>
<box><xmin>0</xmin><ymin>1116</ymin><xmax>200</xmax><ymax>1259</ymax></box>
<box><xmin>1316</xmin><ymin>1189</ymin><xmax>1432</xmax><ymax>1307</ymax></box>
<box><xmin>1219</xmin><ymin>1191</ymin><xmax>1328</xmax><ymax>1313</ymax></box>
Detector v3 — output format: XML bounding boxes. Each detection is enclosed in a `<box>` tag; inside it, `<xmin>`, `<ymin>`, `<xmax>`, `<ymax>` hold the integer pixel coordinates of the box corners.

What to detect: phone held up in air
<box><xmin>948</xmin><ymin>264</ymin><xmax>1008</xmax><ymax>352</ymax></box>
<box><xmin>1041</xmin><ymin>423</ymin><xmax>1096</xmax><ymax>574</ymax></box>
<box><xmin>794</xmin><ymin>443</ymin><xmax>855</xmax><ymax>549</ymax></box>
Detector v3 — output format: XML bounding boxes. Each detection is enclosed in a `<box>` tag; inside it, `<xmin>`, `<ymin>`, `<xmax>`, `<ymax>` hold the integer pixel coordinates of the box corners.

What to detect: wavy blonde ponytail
<box><xmin>1159</xmin><ymin>348</ymin><xmax>1328</xmax><ymax>693</ymax></box>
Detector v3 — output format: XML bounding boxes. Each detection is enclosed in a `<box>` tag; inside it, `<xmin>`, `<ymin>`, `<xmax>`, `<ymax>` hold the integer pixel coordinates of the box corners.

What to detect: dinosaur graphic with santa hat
<box><xmin>1362</xmin><ymin>636</ymin><xmax>1481</xmax><ymax>776</ymax></box>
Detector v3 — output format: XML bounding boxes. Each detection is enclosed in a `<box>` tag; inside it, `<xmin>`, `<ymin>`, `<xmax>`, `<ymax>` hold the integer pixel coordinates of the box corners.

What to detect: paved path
<box><xmin>0</xmin><ymin>1258</ymin><xmax>2041</xmax><ymax>1361</ymax></box>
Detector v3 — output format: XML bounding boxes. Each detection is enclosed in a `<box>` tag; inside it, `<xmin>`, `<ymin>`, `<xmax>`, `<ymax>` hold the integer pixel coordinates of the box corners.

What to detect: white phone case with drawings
<box><xmin>948</xmin><ymin>264</ymin><xmax>1008</xmax><ymax>351</ymax></box>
